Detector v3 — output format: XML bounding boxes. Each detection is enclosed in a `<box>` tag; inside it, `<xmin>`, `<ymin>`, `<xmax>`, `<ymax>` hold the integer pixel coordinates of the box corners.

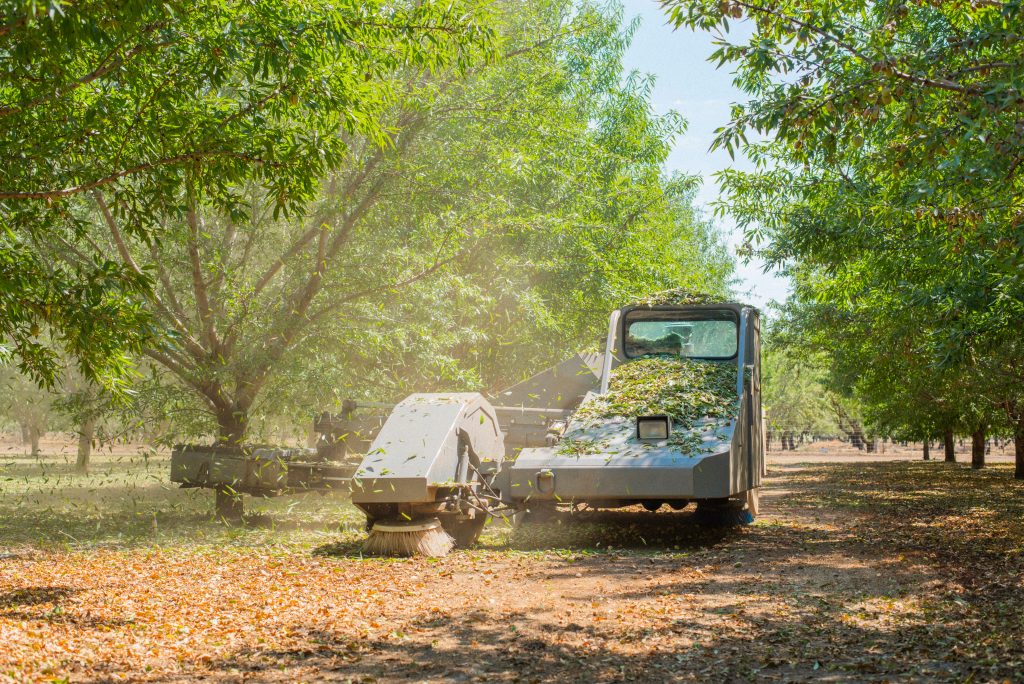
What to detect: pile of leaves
<box><xmin>574</xmin><ymin>356</ymin><xmax>737</xmax><ymax>431</ymax></box>
<box><xmin>628</xmin><ymin>288</ymin><xmax>721</xmax><ymax>308</ymax></box>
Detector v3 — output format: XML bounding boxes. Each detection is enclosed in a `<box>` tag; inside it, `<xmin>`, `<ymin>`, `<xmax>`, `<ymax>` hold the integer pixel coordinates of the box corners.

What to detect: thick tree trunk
<box><xmin>216</xmin><ymin>408</ymin><xmax>248</xmax><ymax>446</ymax></box>
<box><xmin>20</xmin><ymin>423</ymin><xmax>30</xmax><ymax>444</ymax></box>
<box><xmin>923</xmin><ymin>440</ymin><xmax>930</xmax><ymax>461</ymax></box>
<box><xmin>971</xmin><ymin>427</ymin><xmax>986</xmax><ymax>470</ymax></box>
<box><xmin>213</xmin><ymin>405</ymin><xmax>248</xmax><ymax>520</ymax></box>
<box><xmin>943</xmin><ymin>428</ymin><xmax>956</xmax><ymax>463</ymax></box>
<box><xmin>76</xmin><ymin>416</ymin><xmax>96</xmax><ymax>474</ymax></box>
<box><xmin>215</xmin><ymin>486</ymin><xmax>244</xmax><ymax>520</ymax></box>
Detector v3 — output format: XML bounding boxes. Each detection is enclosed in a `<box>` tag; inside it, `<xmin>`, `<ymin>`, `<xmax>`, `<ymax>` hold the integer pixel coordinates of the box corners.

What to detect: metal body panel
<box><xmin>490</xmin><ymin>352</ymin><xmax>601</xmax><ymax>412</ymax></box>
<box><xmin>508</xmin><ymin>413</ymin><xmax>737</xmax><ymax>501</ymax></box>
<box><xmin>169</xmin><ymin>445</ymin><xmax>341</xmax><ymax>495</ymax></box>
<box><xmin>350</xmin><ymin>393</ymin><xmax>504</xmax><ymax>505</ymax></box>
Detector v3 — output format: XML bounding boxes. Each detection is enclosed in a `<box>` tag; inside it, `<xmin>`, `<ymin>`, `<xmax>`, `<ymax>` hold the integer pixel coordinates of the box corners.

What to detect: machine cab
<box><xmin>600</xmin><ymin>301</ymin><xmax>760</xmax><ymax>396</ymax></box>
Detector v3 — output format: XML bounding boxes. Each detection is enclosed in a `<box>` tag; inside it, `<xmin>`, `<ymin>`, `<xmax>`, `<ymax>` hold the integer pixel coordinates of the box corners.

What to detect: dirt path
<box><xmin>2</xmin><ymin>455</ymin><xmax>1022</xmax><ymax>682</ymax></box>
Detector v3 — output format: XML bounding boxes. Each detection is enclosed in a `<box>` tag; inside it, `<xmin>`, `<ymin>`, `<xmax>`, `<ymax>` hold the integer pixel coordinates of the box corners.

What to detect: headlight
<box><xmin>636</xmin><ymin>415</ymin><xmax>672</xmax><ymax>440</ymax></box>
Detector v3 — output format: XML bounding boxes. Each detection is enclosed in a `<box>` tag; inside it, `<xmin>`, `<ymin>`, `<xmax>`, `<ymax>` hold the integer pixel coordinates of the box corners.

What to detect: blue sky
<box><xmin>619</xmin><ymin>0</ymin><xmax>790</xmax><ymax>308</ymax></box>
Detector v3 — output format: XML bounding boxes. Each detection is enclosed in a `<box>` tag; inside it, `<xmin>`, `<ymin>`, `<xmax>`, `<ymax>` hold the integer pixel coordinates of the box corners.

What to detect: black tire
<box><xmin>642</xmin><ymin>501</ymin><xmax>662</xmax><ymax>512</ymax></box>
<box><xmin>442</xmin><ymin>514</ymin><xmax>488</xmax><ymax>548</ymax></box>
<box><xmin>694</xmin><ymin>499</ymin><xmax>754</xmax><ymax>527</ymax></box>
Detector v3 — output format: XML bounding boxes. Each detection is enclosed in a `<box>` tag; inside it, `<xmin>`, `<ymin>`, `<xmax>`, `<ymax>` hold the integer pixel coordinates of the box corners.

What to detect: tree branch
<box><xmin>0</xmin><ymin>32</ymin><xmax>174</xmax><ymax>118</ymax></box>
<box><xmin>0</xmin><ymin>150</ymin><xmax>278</xmax><ymax>201</ymax></box>
<box><xmin>94</xmin><ymin>189</ymin><xmax>144</xmax><ymax>276</ymax></box>
<box><xmin>185</xmin><ymin>204</ymin><xmax>220</xmax><ymax>354</ymax></box>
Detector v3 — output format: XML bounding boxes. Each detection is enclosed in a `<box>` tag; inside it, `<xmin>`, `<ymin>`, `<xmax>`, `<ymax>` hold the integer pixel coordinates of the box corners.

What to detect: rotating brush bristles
<box><xmin>362</xmin><ymin>518</ymin><xmax>454</xmax><ymax>557</ymax></box>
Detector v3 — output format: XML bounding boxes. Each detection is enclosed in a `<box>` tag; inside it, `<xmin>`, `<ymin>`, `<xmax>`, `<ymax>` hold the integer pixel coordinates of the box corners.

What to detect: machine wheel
<box><xmin>694</xmin><ymin>489</ymin><xmax>758</xmax><ymax>527</ymax></box>
<box><xmin>442</xmin><ymin>514</ymin><xmax>488</xmax><ymax>548</ymax></box>
<box><xmin>642</xmin><ymin>501</ymin><xmax>662</xmax><ymax>512</ymax></box>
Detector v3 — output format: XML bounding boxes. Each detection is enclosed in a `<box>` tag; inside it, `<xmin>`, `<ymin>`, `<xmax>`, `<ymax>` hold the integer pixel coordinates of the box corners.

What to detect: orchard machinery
<box><xmin>171</xmin><ymin>294</ymin><xmax>764</xmax><ymax>553</ymax></box>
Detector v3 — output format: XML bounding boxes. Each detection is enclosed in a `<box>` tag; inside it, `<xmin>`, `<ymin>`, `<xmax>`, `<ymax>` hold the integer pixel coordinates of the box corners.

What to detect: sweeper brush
<box><xmin>362</xmin><ymin>518</ymin><xmax>454</xmax><ymax>558</ymax></box>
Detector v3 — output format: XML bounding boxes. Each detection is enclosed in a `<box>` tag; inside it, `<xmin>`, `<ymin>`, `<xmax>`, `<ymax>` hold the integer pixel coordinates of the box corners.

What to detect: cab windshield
<box><xmin>623</xmin><ymin>309</ymin><xmax>738</xmax><ymax>360</ymax></box>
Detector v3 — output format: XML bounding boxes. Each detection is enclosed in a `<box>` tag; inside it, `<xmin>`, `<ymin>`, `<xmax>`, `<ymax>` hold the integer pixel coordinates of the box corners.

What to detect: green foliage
<box><xmin>760</xmin><ymin>347</ymin><xmax>837</xmax><ymax>437</ymax></box>
<box><xmin>64</xmin><ymin>0</ymin><xmax>735</xmax><ymax>443</ymax></box>
<box><xmin>0</xmin><ymin>366</ymin><xmax>58</xmax><ymax>453</ymax></box>
<box><xmin>663</xmin><ymin>0</ymin><xmax>1024</xmax><ymax>447</ymax></box>
<box><xmin>0</xmin><ymin>0</ymin><xmax>493</xmax><ymax>387</ymax></box>
<box><xmin>576</xmin><ymin>356</ymin><xmax>737</xmax><ymax>429</ymax></box>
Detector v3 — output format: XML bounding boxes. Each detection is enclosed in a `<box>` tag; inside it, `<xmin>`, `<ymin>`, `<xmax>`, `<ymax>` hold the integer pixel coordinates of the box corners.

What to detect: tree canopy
<box><xmin>664</xmin><ymin>0</ymin><xmax>1024</xmax><ymax>475</ymax></box>
<box><xmin>40</xmin><ymin>0</ymin><xmax>734</xmax><ymax>443</ymax></box>
<box><xmin>0</xmin><ymin>0</ymin><xmax>493</xmax><ymax>387</ymax></box>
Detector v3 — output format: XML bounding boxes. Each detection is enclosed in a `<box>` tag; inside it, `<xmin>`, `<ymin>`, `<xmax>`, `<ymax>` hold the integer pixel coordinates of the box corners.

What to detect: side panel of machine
<box><xmin>509</xmin><ymin>448</ymin><xmax>735</xmax><ymax>501</ymax></box>
<box><xmin>516</xmin><ymin>453</ymin><xmax>699</xmax><ymax>500</ymax></box>
<box><xmin>723</xmin><ymin>310</ymin><xmax>763</xmax><ymax>497</ymax></box>
<box><xmin>170</xmin><ymin>447</ymin><xmax>289</xmax><ymax>494</ymax></box>
<box><xmin>491</xmin><ymin>352</ymin><xmax>602</xmax><ymax>411</ymax></box>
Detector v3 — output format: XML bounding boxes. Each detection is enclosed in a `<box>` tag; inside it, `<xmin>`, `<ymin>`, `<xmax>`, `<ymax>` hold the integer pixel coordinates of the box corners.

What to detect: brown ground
<box><xmin>1</xmin><ymin>442</ymin><xmax>1022</xmax><ymax>683</ymax></box>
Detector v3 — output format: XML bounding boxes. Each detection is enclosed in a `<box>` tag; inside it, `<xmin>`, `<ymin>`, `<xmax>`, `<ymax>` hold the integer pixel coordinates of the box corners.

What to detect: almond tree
<box><xmin>50</xmin><ymin>1</ymin><xmax>735</xmax><ymax>446</ymax></box>
<box><xmin>0</xmin><ymin>0</ymin><xmax>492</xmax><ymax>387</ymax></box>
<box><xmin>665</xmin><ymin>0</ymin><xmax>1024</xmax><ymax>477</ymax></box>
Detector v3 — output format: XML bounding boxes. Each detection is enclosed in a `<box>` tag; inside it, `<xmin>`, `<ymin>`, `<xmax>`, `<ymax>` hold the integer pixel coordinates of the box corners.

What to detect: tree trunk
<box><xmin>1015</xmin><ymin>417</ymin><xmax>1024</xmax><ymax>480</ymax></box>
<box><xmin>971</xmin><ymin>427</ymin><xmax>986</xmax><ymax>470</ymax></box>
<box><xmin>20</xmin><ymin>422</ymin><xmax>30</xmax><ymax>444</ymax></box>
<box><xmin>76</xmin><ymin>416</ymin><xmax>96</xmax><ymax>474</ymax></box>
<box><xmin>943</xmin><ymin>428</ymin><xmax>956</xmax><ymax>462</ymax></box>
<box><xmin>29</xmin><ymin>426</ymin><xmax>41</xmax><ymax>458</ymax></box>
<box><xmin>213</xmin><ymin>405</ymin><xmax>248</xmax><ymax>519</ymax></box>
<box><xmin>215</xmin><ymin>486</ymin><xmax>244</xmax><ymax>520</ymax></box>
<box><xmin>923</xmin><ymin>440</ymin><xmax>930</xmax><ymax>461</ymax></box>
<box><xmin>216</xmin><ymin>407</ymin><xmax>248</xmax><ymax>446</ymax></box>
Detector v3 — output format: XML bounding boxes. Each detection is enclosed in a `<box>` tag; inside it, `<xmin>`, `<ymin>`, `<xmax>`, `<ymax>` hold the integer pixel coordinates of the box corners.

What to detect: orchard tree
<box><xmin>0</xmin><ymin>0</ymin><xmax>493</xmax><ymax>388</ymax></box>
<box><xmin>49</xmin><ymin>0</ymin><xmax>735</xmax><ymax>445</ymax></box>
<box><xmin>0</xmin><ymin>367</ymin><xmax>55</xmax><ymax>457</ymax></box>
<box><xmin>761</xmin><ymin>347</ymin><xmax>836</xmax><ymax>450</ymax></box>
<box><xmin>664</xmin><ymin>0</ymin><xmax>1024</xmax><ymax>477</ymax></box>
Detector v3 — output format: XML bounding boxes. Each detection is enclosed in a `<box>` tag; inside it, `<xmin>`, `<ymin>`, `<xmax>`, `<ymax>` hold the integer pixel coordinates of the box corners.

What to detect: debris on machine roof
<box><xmin>628</xmin><ymin>288</ymin><xmax>751</xmax><ymax>309</ymax></box>
<box><xmin>628</xmin><ymin>288</ymin><xmax>720</xmax><ymax>308</ymax></box>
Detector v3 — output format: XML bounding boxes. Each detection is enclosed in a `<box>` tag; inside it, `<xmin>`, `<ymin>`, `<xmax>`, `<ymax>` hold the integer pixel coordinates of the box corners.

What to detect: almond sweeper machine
<box><xmin>171</xmin><ymin>294</ymin><xmax>765</xmax><ymax>556</ymax></box>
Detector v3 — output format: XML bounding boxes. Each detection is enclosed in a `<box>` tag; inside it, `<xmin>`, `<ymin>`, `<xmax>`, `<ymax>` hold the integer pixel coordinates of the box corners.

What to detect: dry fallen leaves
<box><xmin>1</xmin><ymin>453</ymin><xmax>1023</xmax><ymax>682</ymax></box>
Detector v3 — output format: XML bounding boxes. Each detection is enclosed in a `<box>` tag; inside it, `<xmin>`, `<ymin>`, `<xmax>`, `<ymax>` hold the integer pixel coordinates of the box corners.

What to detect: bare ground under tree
<box><xmin>1</xmin><ymin>446</ymin><xmax>1023</xmax><ymax>682</ymax></box>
